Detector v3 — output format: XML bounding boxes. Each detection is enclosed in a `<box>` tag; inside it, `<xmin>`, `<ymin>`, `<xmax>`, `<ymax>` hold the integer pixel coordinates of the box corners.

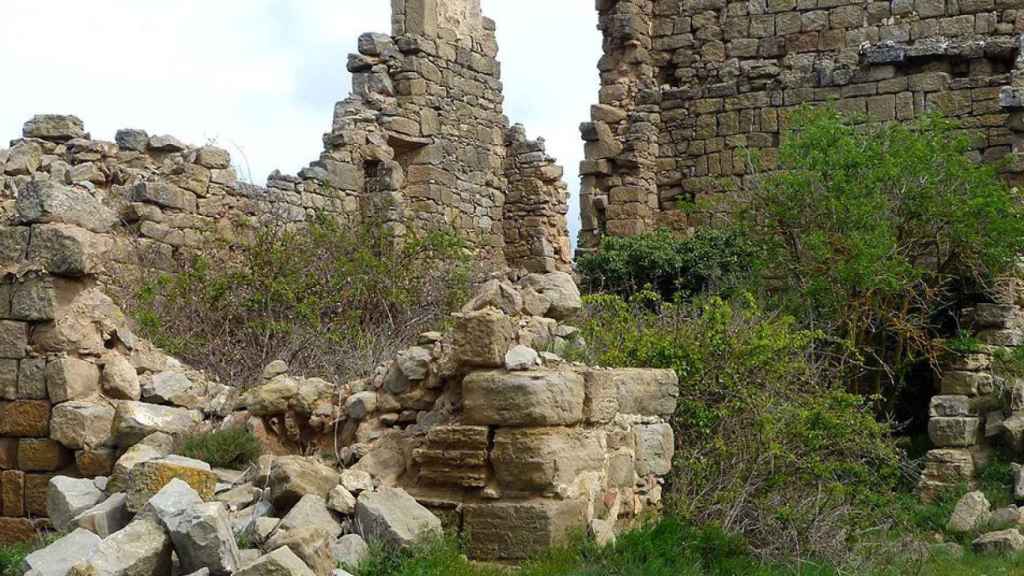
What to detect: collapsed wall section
<box><xmin>579</xmin><ymin>0</ymin><xmax>1024</xmax><ymax>252</ymax></box>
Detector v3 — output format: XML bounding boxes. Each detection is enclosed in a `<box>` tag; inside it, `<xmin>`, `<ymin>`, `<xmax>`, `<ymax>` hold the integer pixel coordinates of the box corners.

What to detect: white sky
<box><xmin>0</xmin><ymin>1</ymin><xmax>600</xmax><ymax>241</ymax></box>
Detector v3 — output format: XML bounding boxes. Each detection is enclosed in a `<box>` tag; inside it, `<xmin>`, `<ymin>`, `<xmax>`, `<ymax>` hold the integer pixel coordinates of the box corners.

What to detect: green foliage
<box><xmin>129</xmin><ymin>214</ymin><xmax>471</xmax><ymax>386</ymax></box>
<box><xmin>180</xmin><ymin>427</ymin><xmax>263</xmax><ymax>470</ymax></box>
<box><xmin>993</xmin><ymin>345</ymin><xmax>1024</xmax><ymax>379</ymax></box>
<box><xmin>947</xmin><ymin>332</ymin><xmax>984</xmax><ymax>355</ymax></box>
<box><xmin>571</xmin><ymin>293</ymin><xmax>901</xmax><ymax>560</ymax></box>
<box><xmin>0</xmin><ymin>542</ymin><xmax>32</xmax><ymax>576</ymax></box>
<box><xmin>577</xmin><ymin>228</ymin><xmax>757</xmax><ymax>300</ymax></box>
<box><xmin>731</xmin><ymin>107</ymin><xmax>1024</xmax><ymax>395</ymax></box>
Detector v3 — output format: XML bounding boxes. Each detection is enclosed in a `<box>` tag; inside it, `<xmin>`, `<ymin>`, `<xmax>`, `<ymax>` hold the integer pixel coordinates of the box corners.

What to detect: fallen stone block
<box><xmin>355</xmin><ymin>487</ymin><xmax>442</xmax><ymax>549</ymax></box>
<box><xmin>48</xmin><ymin>476</ymin><xmax>105</xmax><ymax>532</ymax></box>
<box><xmin>167</xmin><ymin>502</ymin><xmax>241</xmax><ymax>576</ymax></box>
<box><xmin>268</xmin><ymin>456</ymin><xmax>340</xmax><ymax>512</ymax></box>
<box><xmin>111</xmin><ymin>401</ymin><xmax>201</xmax><ymax>446</ymax></box>
<box><xmin>235</xmin><ymin>546</ymin><xmax>315</xmax><ymax>576</ymax></box>
<box><xmin>127</xmin><ymin>456</ymin><xmax>217</xmax><ymax>512</ymax></box>
<box><xmin>948</xmin><ymin>491</ymin><xmax>991</xmax><ymax>533</ymax></box>
<box><xmin>264</xmin><ymin>526</ymin><xmax>334</xmax><ymax>576</ymax></box>
<box><xmin>278</xmin><ymin>494</ymin><xmax>341</xmax><ymax>539</ymax></box>
<box><xmin>21</xmin><ymin>527</ymin><xmax>101</xmax><ymax>576</ymax></box>
<box><xmin>973</xmin><ymin>528</ymin><xmax>1024</xmax><ymax>554</ymax></box>
<box><xmin>452</xmin><ymin>308</ymin><xmax>515</xmax><ymax>369</ymax></box>
<box><xmin>463</xmin><ymin>499</ymin><xmax>587</xmax><ymax>561</ymax></box>
<box><xmin>67</xmin><ymin>518</ymin><xmax>173</xmax><ymax>576</ymax></box>
<box><xmin>331</xmin><ymin>534</ymin><xmax>368</xmax><ymax>570</ymax></box>
<box><xmin>73</xmin><ymin>492</ymin><xmax>131</xmax><ymax>537</ymax></box>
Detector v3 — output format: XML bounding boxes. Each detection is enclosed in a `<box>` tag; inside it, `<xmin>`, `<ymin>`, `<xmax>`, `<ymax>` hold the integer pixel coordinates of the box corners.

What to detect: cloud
<box><xmin>0</xmin><ymin>0</ymin><xmax>598</xmax><ymax>242</ymax></box>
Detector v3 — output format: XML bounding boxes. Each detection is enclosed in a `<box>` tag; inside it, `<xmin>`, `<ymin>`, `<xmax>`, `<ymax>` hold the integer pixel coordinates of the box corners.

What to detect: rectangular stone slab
<box><xmin>463</xmin><ymin>499</ymin><xmax>587</xmax><ymax>561</ymax></box>
<box><xmin>462</xmin><ymin>369</ymin><xmax>584</xmax><ymax>427</ymax></box>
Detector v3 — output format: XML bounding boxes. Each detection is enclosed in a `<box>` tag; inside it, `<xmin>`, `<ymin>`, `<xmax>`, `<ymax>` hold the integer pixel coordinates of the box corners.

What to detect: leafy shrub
<box><xmin>570</xmin><ymin>292</ymin><xmax>901</xmax><ymax>562</ymax></box>
<box><xmin>126</xmin><ymin>214</ymin><xmax>471</xmax><ymax>387</ymax></box>
<box><xmin>180</xmin><ymin>427</ymin><xmax>263</xmax><ymax>470</ymax></box>
<box><xmin>577</xmin><ymin>227</ymin><xmax>757</xmax><ymax>300</ymax></box>
<box><xmin>730</xmin><ymin>108</ymin><xmax>1024</xmax><ymax>397</ymax></box>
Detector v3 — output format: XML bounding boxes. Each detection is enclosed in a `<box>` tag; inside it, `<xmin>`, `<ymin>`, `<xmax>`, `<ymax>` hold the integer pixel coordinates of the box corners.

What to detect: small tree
<box><xmin>735</xmin><ymin>108</ymin><xmax>1024</xmax><ymax>398</ymax></box>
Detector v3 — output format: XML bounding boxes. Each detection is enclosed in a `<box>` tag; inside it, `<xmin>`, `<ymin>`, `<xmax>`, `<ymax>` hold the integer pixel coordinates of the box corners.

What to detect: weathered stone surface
<box><xmin>929</xmin><ymin>395</ymin><xmax>972</xmax><ymax>418</ymax></box>
<box><xmin>339</xmin><ymin>469</ymin><xmax>373</xmax><ymax>494</ymax></box>
<box><xmin>264</xmin><ymin>527</ymin><xmax>333</xmax><ymax>576</ymax></box>
<box><xmin>3</xmin><ymin>470</ymin><xmax>25</xmax><ymax>517</ymax></box>
<box><xmin>111</xmin><ymin>401</ymin><xmax>201</xmax><ymax>446</ymax></box>
<box><xmin>452</xmin><ymin>308</ymin><xmax>515</xmax><ymax>369</ymax></box>
<box><xmin>949</xmin><ymin>491</ymin><xmax>992</xmax><ymax>533</ymax></box>
<box><xmin>73</xmin><ymin>492</ymin><xmax>131</xmax><ymax>537</ymax></box>
<box><xmin>143</xmin><ymin>478</ymin><xmax>204</xmax><ymax>525</ymax></box>
<box><xmin>10</xmin><ymin>275</ymin><xmax>59</xmax><ymax>322</ymax></box>
<box><xmin>24</xmin><ymin>115</ymin><xmax>86</xmax><ymax>141</ymax></box>
<box><xmin>0</xmin><ymin>518</ymin><xmax>36</xmax><ymax>543</ymax></box>
<box><xmin>21</xmin><ymin>527</ymin><xmax>102</xmax><ymax>576</ymax></box>
<box><xmin>101</xmin><ymin>352</ymin><xmax>141</xmax><ymax>401</ymax></box>
<box><xmin>928</xmin><ymin>417</ymin><xmax>980</xmax><ymax>448</ymax></box>
<box><xmin>46</xmin><ymin>356</ymin><xmax>100</xmax><ymax>404</ymax></box>
<box><xmin>0</xmin><ymin>321</ymin><xmax>28</xmax><ymax>359</ymax></box>
<box><xmin>463</xmin><ymin>369</ymin><xmax>584</xmax><ymax>426</ymax></box>
<box><xmin>463</xmin><ymin>499</ymin><xmax>587</xmax><ymax>561</ymax></box>
<box><xmin>973</xmin><ymin>529</ymin><xmax>1024</xmax><ymax>554</ymax></box>
<box><xmin>16</xmin><ymin>180</ymin><xmax>116</xmax><ymax>233</ymax></box>
<box><xmin>0</xmin><ymin>400</ymin><xmax>50</xmax><ymax>437</ymax></box>
<box><xmin>327</xmin><ymin>486</ymin><xmax>356</xmax><ymax>515</ymax></box>
<box><xmin>115</xmin><ymin>129</ymin><xmax>149</xmax><ymax>152</ymax></box>
<box><xmin>109</xmin><ymin>432</ymin><xmax>174</xmax><ymax>491</ymax></box>
<box><xmin>235</xmin><ymin>547</ymin><xmax>315</xmax><ymax>576</ymax></box>
<box><xmin>48</xmin><ymin>476</ymin><xmax>105</xmax><ymax>532</ymax></box>
<box><xmin>491</xmin><ymin>428</ymin><xmax>605</xmax><ymax>491</ymax></box>
<box><xmin>461</xmin><ymin>279</ymin><xmax>523</xmax><ymax>316</ymax></box>
<box><xmin>127</xmin><ymin>456</ymin><xmax>218</xmax><ymax>512</ymax></box>
<box><xmin>68</xmin><ymin>518</ymin><xmax>173</xmax><ymax>576</ymax></box>
<box><xmin>26</xmin><ymin>224</ymin><xmax>110</xmax><ymax>277</ymax></box>
<box><xmin>355</xmin><ymin>487</ymin><xmax>442</xmax><ymax>549</ymax></box>
<box><xmin>50</xmin><ymin>400</ymin><xmax>115</xmax><ymax>449</ymax></box>
<box><xmin>245</xmin><ymin>376</ymin><xmax>298</xmax><ymax>417</ymax></box>
<box><xmin>520</xmin><ymin>272</ymin><xmax>582</xmax><ymax>320</ymax></box>
<box><xmin>505</xmin><ymin>344</ymin><xmax>540</xmax><ymax>371</ymax></box>
<box><xmin>268</xmin><ymin>455</ymin><xmax>340</xmax><ymax>511</ymax></box>
<box><xmin>941</xmin><ymin>371</ymin><xmax>994</xmax><ymax>396</ymax></box>
<box><xmin>17</xmin><ymin>438</ymin><xmax>72</xmax><ymax>472</ymax></box>
<box><xmin>167</xmin><ymin>502</ymin><xmax>241</xmax><ymax>576</ymax></box>
<box><xmin>279</xmin><ymin>494</ymin><xmax>342</xmax><ymax>539</ymax></box>
<box><xmin>331</xmin><ymin>534</ymin><xmax>368</xmax><ymax>570</ymax></box>
<box><xmin>142</xmin><ymin>371</ymin><xmax>203</xmax><ymax>408</ymax></box>
<box><xmin>634</xmin><ymin>423</ymin><xmax>674</xmax><ymax>476</ymax></box>
<box><xmin>412</xmin><ymin>425</ymin><xmax>489</xmax><ymax>488</ymax></box>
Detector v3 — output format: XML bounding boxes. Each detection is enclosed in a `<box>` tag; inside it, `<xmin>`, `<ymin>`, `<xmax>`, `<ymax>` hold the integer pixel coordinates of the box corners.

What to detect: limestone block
<box><xmin>144</xmin><ymin>478</ymin><xmax>204</xmax><ymax>526</ymax></box>
<box><xmin>244</xmin><ymin>375</ymin><xmax>299</xmax><ymax>417</ymax></box>
<box><xmin>929</xmin><ymin>395</ymin><xmax>972</xmax><ymax>418</ymax></box>
<box><xmin>327</xmin><ymin>485</ymin><xmax>356</xmax><ymax>515</ymax></box>
<box><xmin>928</xmin><ymin>417</ymin><xmax>980</xmax><ymax>448</ymax></box>
<box><xmin>127</xmin><ymin>456</ymin><xmax>218</xmax><ymax>512</ymax></box>
<box><xmin>491</xmin><ymin>428</ymin><xmax>605</xmax><ymax>492</ymax></box>
<box><xmin>25</xmin><ymin>224</ymin><xmax>111</xmax><ymax>277</ymax></box>
<box><xmin>22</xmin><ymin>527</ymin><xmax>102</xmax><ymax>576</ymax></box>
<box><xmin>15</xmin><ymin>180</ymin><xmax>116</xmax><ymax>233</ymax></box>
<box><xmin>949</xmin><ymin>491</ymin><xmax>991</xmax><ymax>533</ymax></box>
<box><xmin>0</xmin><ymin>518</ymin><xmax>36</xmax><ymax>543</ymax></box>
<box><xmin>355</xmin><ymin>487</ymin><xmax>442</xmax><ymax>549</ymax></box>
<box><xmin>50</xmin><ymin>400</ymin><xmax>115</xmax><ymax>449</ymax></box>
<box><xmin>268</xmin><ymin>455</ymin><xmax>340</xmax><ymax>511</ymax></box>
<box><xmin>168</xmin><ymin>502</ymin><xmax>242</xmax><ymax>576</ymax></box>
<box><xmin>142</xmin><ymin>371</ymin><xmax>203</xmax><ymax>408</ymax></box>
<box><xmin>48</xmin><ymin>476</ymin><xmax>105</xmax><ymax>531</ymax></box>
<box><xmin>634</xmin><ymin>423</ymin><xmax>674</xmax><ymax>476</ymax></box>
<box><xmin>24</xmin><ymin>473</ymin><xmax>51</xmax><ymax>516</ymax></box>
<box><xmin>18</xmin><ymin>358</ymin><xmax>47</xmax><ymax>399</ymax></box>
<box><xmin>46</xmin><ymin>357</ymin><xmax>100</xmax><ymax>403</ymax></box>
<box><xmin>462</xmin><ymin>369</ymin><xmax>585</xmax><ymax>426</ymax></box>
<box><xmin>940</xmin><ymin>371</ymin><xmax>993</xmax><ymax>396</ymax></box>
<box><xmin>149</xmin><ymin>134</ymin><xmax>186</xmax><ymax>151</ymax></box>
<box><xmin>73</xmin><ymin>492</ymin><xmax>131</xmax><ymax>537</ymax></box>
<box><xmin>235</xmin><ymin>547</ymin><xmax>315</xmax><ymax>576</ymax></box>
<box><xmin>0</xmin><ymin>359</ymin><xmax>15</xmax><ymax>400</ymax></box>
<box><xmin>331</xmin><ymin>534</ymin><xmax>368</xmax><ymax>570</ymax></box>
<box><xmin>100</xmin><ymin>351</ymin><xmax>141</xmax><ymax>401</ymax></box>
<box><xmin>67</xmin><ymin>518</ymin><xmax>173</xmax><ymax>576</ymax></box>
<box><xmin>519</xmin><ymin>272</ymin><xmax>583</xmax><ymax>321</ymax></box>
<box><xmin>133</xmin><ymin>181</ymin><xmax>197</xmax><ymax>212</ymax></box>
<box><xmin>278</xmin><ymin>494</ymin><xmax>342</xmax><ymax>539</ymax></box>
<box><xmin>115</xmin><ymin>129</ymin><xmax>149</xmax><ymax>152</ymax></box>
<box><xmin>111</xmin><ymin>401</ymin><xmax>201</xmax><ymax>446</ymax></box>
<box><xmin>463</xmin><ymin>499</ymin><xmax>587</xmax><ymax>561</ymax></box>
<box><xmin>264</xmin><ymin>526</ymin><xmax>333</xmax><ymax>576</ymax></box>
<box><xmin>452</xmin><ymin>308</ymin><xmax>515</xmax><ymax>369</ymax></box>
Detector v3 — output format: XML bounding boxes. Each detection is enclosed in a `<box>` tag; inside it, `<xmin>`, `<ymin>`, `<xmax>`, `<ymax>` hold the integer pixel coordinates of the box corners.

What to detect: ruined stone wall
<box><xmin>579</xmin><ymin>0</ymin><xmax>1024</xmax><ymax>251</ymax></box>
<box><xmin>0</xmin><ymin>0</ymin><xmax>573</xmax><ymax>275</ymax></box>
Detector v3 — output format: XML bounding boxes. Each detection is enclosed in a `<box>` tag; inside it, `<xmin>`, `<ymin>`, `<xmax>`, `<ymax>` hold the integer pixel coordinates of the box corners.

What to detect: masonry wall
<box><xmin>579</xmin><ymin>0</ymin><xmax>1024</xmax><ymax>251</ymax></box>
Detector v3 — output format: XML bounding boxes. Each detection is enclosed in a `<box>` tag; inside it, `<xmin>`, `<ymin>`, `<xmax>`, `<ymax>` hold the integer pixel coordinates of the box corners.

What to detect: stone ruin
<box><xmin>578</xmin><ymin>0</ymin><xmax>1024</xmax><ymax>251</ymax></box>
<box><xmin>0</xmin><ymin>0</ymin><xmax>675</xmax><ymax>572</ymax></box>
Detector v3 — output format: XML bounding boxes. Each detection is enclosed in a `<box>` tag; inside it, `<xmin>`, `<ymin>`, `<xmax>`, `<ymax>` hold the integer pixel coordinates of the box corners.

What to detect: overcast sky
<box><xmin>0</xmin><ymin>1</ymin><xmax>599</xmax><ymax>241</ymax></box>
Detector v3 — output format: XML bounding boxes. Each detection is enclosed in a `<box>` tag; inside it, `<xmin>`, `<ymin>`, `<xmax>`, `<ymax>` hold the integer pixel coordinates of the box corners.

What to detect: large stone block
<box><xmin>51</xmin><ymin>400</ymin><xmax>116</xmax><ymax>449</ymax></box>
<box><xmin>355</xmin><ymin>487</ymin><xmax>442</xmax><ymax>549</ymax></box>
<box><xmin>127</xmin><ymin>457</ymin><xmax>218</xmax><ymax>512</ymax></box>
<box><xmin>2</xmin><ymin>470</ymin><xmax>24</xmax><ymax>517</ymax></box>
<box><xmin>412</xmin><ymin>425</ymin><xmax>490</xmax><ymax>488</ymax></box>
<box><xmin>491</xmin><ymin>428</ymin><xmax>606</xmax><ymax>492</ymax></box>
<box><xmin>0</xmin><ymin>517</ymin><xmax>37</xmax><ymax>544</ymax></box>
<box><xmin>111</xmin><ymin>401</ymin><xmax>201</xmax><ymax>446</ymax></box>
<box><xmin>452</xmin><ymin>308</ymin><xmax>514</xmax><ymax>369</ymax></box>
<box><xmin>22</xmin><ymin>527</ymin><xmax>102</xmax><ymax>575</ymax></box>
<box><xmin>15</xmin><ymin>180</ymin><xmax>117</xmax><ymax>233</ymax></box>
<box><xmin>48</xmin><ymin>476</ymin><xmax>105</xmax><ymax>531</ymax></box>
<box><xmin>24</xmin><ymin>473</ymin><xmax>52</xmax><ymax>516</ymax></box>
<box><xmin>17</xmin><ymin>438</ymin><xmax>72</xmax><ymax>472</ymax></box>
<box><xmin>67</xmin><ymin>518</ymin><xmax>173</xmax><ymax>576</ymax></box>
<box><xmin>23</xmin><ymin>115</ymin><xmax>86</xmax><ymax>141</ymax></box>
<box><xmin>0</xmin><ymin>400</ymin><xmax>50</xmax><ymax>437</ymax></box>
<box><xmin>268</xmin><ymin>455</ymin><xmax>340</xmax><ymax>511</ymax></box>
<box><xmin>463</xmin><ymin>499</ymin><xmax>587</xmax><ymax>561</ymax></box>
<box><xmin>634</xmin><ymin>423</ymin><xmax>674</xmax><ymax>476</ymax></box>
<box><xmin>928</xmin><ymin>417</ymin><xmax>980</xmax><ymax>448</ymax></box>
<box><xmin>46</xmin><ymin>357</ymin><xmax>100</xmax><ymax>403</ymax></box>
<box><xmin>929</xmin><ymin>395</ymin><xmax>972</xmax><ymax>418</ymax></box>
<box><xmin>234</xmin><ymin>547</ymin><xmax>315</xmax><ymax>576</ymax></box>
<box><xmin>0</xmin><ymin>321</ymin><xmax>27</xmax><ymax>359</ymax></box>
<box><xmin>584</xmin><ymin>368</ymin><xmax>679</xmax><ymax>419</ymax></box>
<box><xmin>940</xmin><ymin>371</ymin><xmax>993</xmax><ymax>396</ymax></box>
<box><xmin>10</xmin><ymin>274</ymin><xmax>58</xmax><ymax>322</ymax></box>
<box><xmin>462</xmin><ymin>369</ymin><xmax>585</xmax><ymax>426</ymax></box>
<box><xmin>25</xmin><ymin>224</ymin><xmax>111</xmax><ymax>277</ymax></box>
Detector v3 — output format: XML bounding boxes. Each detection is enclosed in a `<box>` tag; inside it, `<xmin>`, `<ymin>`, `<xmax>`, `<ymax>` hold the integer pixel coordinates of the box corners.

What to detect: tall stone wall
<box><xmin>578</xmin><ymin>0</ymin><xmax>1024</xmax><ymax>251</ymax></box>
<box><xmin>0</xmin><ymin>0</ymin><xmax>573</xmax><ymax>275</ymax></box>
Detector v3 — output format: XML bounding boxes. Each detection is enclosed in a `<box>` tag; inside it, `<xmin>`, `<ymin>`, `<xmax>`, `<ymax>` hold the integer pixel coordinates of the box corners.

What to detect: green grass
<box><xmin>353</xmin><ymin>517</ymin><xmax>1024</xmax><ymax>576</ymax></box>
<box><xmin>179</xmin><ymin>426</ymin><xmax>263</xmax><ymax>470</ymax></box>
<box><xmin>0</xmin><ymin>542</ymin><xmax>32</xmax><ymax>576</ymax></box>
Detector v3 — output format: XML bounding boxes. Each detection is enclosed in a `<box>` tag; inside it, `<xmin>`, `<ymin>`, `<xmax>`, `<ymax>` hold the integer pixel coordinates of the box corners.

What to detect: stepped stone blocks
<box><xmin>921</xmin><ymin>295</ymin><xmax>1024</xmax><ymax>498</ymax></box>
<box><xmin>578</xmin><ymin>0</ymin><xmax>1024</xmax><ymax>252</ymax></box>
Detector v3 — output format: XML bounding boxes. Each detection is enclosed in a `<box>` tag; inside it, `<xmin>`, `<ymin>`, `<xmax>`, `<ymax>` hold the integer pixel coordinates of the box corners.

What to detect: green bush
<box><xmin>577</xmin><ymin>227</ymin><xmax>756</xmax><ymax>300</ymax></box>
<box><xmin>730</xmin><ymin>108</ymin><xmax>1024</xmax><ymax>398</ymax></box>
<box><xmin>570</xmin><ymin>292</ymin><xmax>901</xmax><ymax>561</ymax></box>
<box><xmin>179</xmin><ymin>427</ymin><xmax>263</xmax><ymax>470</ymax></box>
<box><xmin>128</xmin><ymin>214</ymin><xmax>471</xmax><ymax>387</ymax></box>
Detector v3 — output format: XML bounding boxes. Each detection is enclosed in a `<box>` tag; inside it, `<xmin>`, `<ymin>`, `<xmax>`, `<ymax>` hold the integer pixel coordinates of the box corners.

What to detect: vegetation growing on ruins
<box><xmin>179</xmin><ymin>427</ymin><xmax>263</xmax><ymax>470</ymax></box>
<box><xmin>130</xmin><ymin>214</ymin><xmax>471</xmax><ymax>387</ymax></box>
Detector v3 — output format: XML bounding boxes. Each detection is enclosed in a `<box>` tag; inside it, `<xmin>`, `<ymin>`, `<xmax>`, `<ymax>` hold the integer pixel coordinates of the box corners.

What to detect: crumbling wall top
<box><xmin>391</xmin><ymin>0</ymin><xmax>486</xmax><ymax>40</ymax></box>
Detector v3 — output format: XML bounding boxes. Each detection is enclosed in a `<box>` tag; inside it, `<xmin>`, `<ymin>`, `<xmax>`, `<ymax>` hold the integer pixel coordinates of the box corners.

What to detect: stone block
<box><xmin>462</xmin><ymin>369</ymin><xmax>585</xmax><ymax>427</ymax></box>
<box><xmin>133</xmin><ymin>181</ymin><xmax>197</xmax><ymax>212</ymax></box>
<box><xmin>0</xmin><ymin>360</ymin><xmax>15</xmax><ymax>400</ymax></box>
<box><xmin>111</xmin><ymin>401</ymin><xmax>201</xmax><ymax>446</ymax></box>
<box><xmin>928</xmin><ymin>417</ymin><xmax>980</xmax><ymax>447</ymax></box>
<box><xmin>0</xmin><ymin>517</ymin><xmax>36</xmax><ymax>544</ymax></box>
<box><xmin>49</xmin><ymin>476</ymin><xmax>105</xmax><ymax>531</ymax></box>
<box><xmin>235</xmin><ymin>547</ymin><xmax>314</xmax><ymax>576</ymax></box>
<box><xmin>24</xmin><ymin>474</ymin><xmax>52</xmax><ymax>516</ymax></box>
<box><xmin>18</xmin><ymin>438</ymin><xmax>72</xmax><ymax>472</ymax></box>
<box><xmin>15</xmin><ymin>180</ymin><xmax>116</xmax><ymax>233</ymax></box>
<box><xmin>491</xmin><ymin>428</ymin><xmax>606</xmax><ymax>491</ymax></box>
<box><xmin>67</xmin><ymin>518</ymin><xmax>173</xmax><ymax>576</ymax></box>
<box><xmin>941</xmin><ymin>371</ymin><xmax>993</xmax><ymax>395</ymax></box>
<box><xmin>76</xmin><ymin>448</ymin><xmax>116</xmax><ymax>477</ymax></box>
<box><xmin>355</xmin><ymin>487</ymin><xmax>442</xmax><ymax>549</ymax></box>
<box><xmin>0</xmin><ymin>321</ymin><xmax>27</xmax><ymax>359</ymax></box>
<box><xmin>23</xmin><ymin>115</ymin><xmax>85</xmax><ymax>141</ymax></box>
<box><xmin>2</xmin><ymin>470</ymin><xmax>24</xmax><ymax>517</ymax></box>
<box><xmin>0</xmin><ymin>439</ymin><xmax>17</xmax><ymax>469</ymax></box>
<box><xmin>51</xmin><ymin>400</ymin><xmax>115</xmax><ymax>450</ymax></box>
<box><xmin>46</xmin><ymin>357</ymin><xmax>100</xmax><ymax>404</ymax></box>
<box><xmin>18</xmin><ymin>358</ymin><xmax>47</xmax><ymax>399</ymax></box>
<box><xmin>0</xmin><ymin>400</ymin><xmax>50</xmax><ymax>437</ymax></box>
<box><xmin>10</xmin><ymin>275</ymin><xmax>58</xmax><ymax>322</ymax></box>
<box><xmin>127</xmin><ymin>457</ymin><xmax>218</xmax><ymax>512</ymax></box>
<box><xmin>413</xmin><ymin>425</ymin><xmax>490</xmax><ymax>488</ymax></box>
<box><xmin>634</xmin><ymin>423</ymin><xmax>674</xmax><ymax>476</ymax></box>
<box><xmin>929</xmin><ymin>395</ymin><xmax>972</xmax><ymax>417</ymax></box>
<box><xmin>22</xmin><ymin>527</ymin><xmax>102</xmax><ymax>575</ymax></box>
<box><xmin>463</xmin><ymin>499</ymin><xmax>587</xmax><ymax>561</ymax></box>
<box><xmin>452</xmin><ymin>308</ymin><xmax>515</xmax><ymax>369</ymax></box>
<box><xmin>25</xmin><ymin>224</ymin><xmax>110</xmax><ymax>277</ymax></box>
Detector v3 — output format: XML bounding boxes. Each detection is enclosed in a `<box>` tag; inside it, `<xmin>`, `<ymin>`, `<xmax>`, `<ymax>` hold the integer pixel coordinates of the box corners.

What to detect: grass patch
<box><xmin>179</xmin><ymin>427</ymin><xmax>262</xmax><ymax>470</ymax></box>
